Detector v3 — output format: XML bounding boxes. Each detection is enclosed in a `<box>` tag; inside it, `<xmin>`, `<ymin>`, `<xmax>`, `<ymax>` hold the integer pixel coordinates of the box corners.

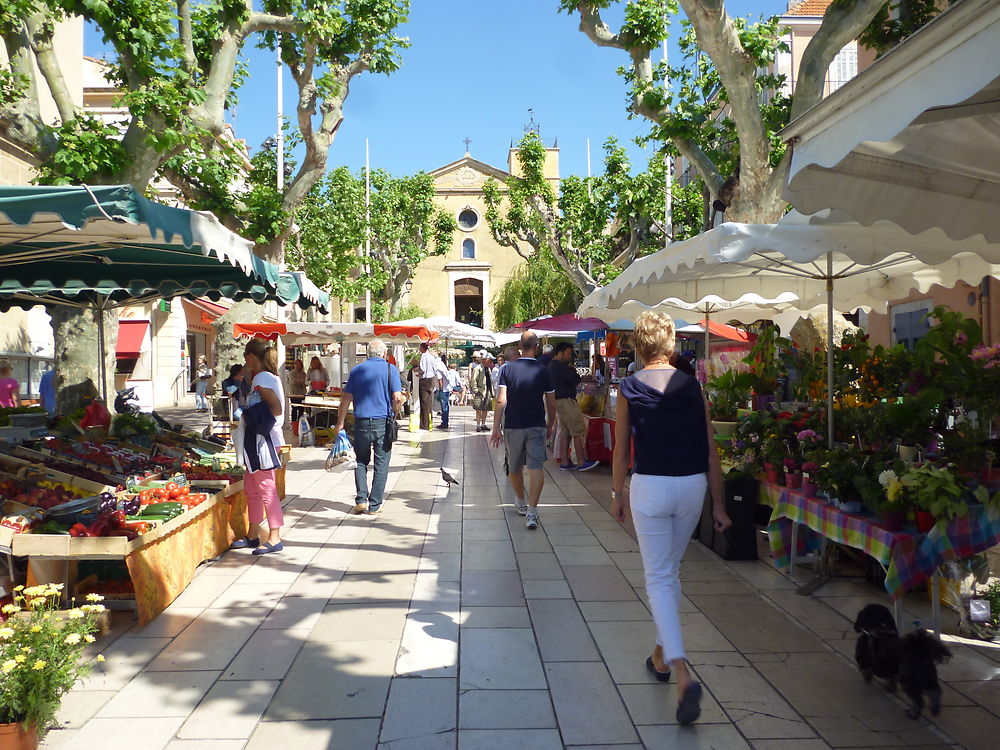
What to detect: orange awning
<box><xmin>232</xmin><ymin>322</ymin><xmax>437</xmax><ymax>345</ymax></box>
<box><xmin>117</xmin><ymin>320</ymin><xmax>150</xmax><ymax>359</ymax></box>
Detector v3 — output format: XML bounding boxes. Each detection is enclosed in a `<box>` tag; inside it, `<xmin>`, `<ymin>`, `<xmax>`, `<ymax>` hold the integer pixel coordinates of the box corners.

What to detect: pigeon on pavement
<box><xmin>441</xmin><ymin>468</ymin><xmax>460</xmax><ymax>485</ymax></box>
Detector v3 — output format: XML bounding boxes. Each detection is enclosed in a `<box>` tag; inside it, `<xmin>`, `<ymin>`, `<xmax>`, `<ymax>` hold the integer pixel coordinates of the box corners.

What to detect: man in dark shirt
<box><xmin>549</xmin><ymin>342</ymin><xmax>598</xmax><ymax>472</ymax></box>
<box><xmin>490</xmin><ymin>331</ymin><xmax>556</xmax><ymax>529</ymax></box>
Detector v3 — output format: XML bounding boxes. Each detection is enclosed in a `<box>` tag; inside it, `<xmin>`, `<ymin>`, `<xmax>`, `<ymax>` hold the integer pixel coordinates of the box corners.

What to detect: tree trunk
<box><xmin>50</xmin><ymin>306</ymin><xmax>119</xmax><ymax>416</ymax></box>
<box><xmin>212</xmin><ymin>299</ymin><xmax>263</xmax><ymax>381</ymax></box>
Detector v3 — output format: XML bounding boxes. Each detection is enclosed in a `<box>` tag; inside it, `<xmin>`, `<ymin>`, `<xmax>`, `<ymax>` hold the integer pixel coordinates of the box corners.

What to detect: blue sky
<box><xmin>85</xmin><ymin>0</ymin><xmax>778</xmax><ymax>179</ymax></box>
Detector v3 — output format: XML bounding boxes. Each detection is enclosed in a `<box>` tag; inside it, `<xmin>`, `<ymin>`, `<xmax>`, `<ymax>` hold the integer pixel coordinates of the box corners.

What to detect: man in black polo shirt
<box><xmin>549</xmin><ymin>342</ymin><xmax>599</xmax><ymax>472</ymax></box>
<box><xmin>490</xmin><ymin>331</ymin><xmax>555</xmax><ymax>529</ymax></box>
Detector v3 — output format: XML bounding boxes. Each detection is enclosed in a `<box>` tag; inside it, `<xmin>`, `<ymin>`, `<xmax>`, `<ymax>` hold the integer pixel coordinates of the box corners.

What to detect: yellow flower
<box><xmin>84</xmin><ymin>635</ymin><xmax>95</xmax><ymax>644</ymax></box>
<box><xmin>66</xmin><ymin>609</ymin><xmax>85</xmax><ymax>620</ymax></box>
<box><xmin>13</xmin><ymin>585</ymin><xmax>23</xmax><ymax>592</ymax></box>
<box><xmin>1</xmin><ymin>660</ymin><xmax>17</xmax><ymax>674</ymax></box>
<box><xmin>1</xmin><ymin>604</ymin><xmax>21</xmax><ymax>614</ymax></box>
<box><xmin>96</xmin><ymin>654</ymin><xmax>105</xmax><ymax>663</ymax></box>
<box><xmin>85</xmin><ymin>593</ymin><xmax>104</xmax><ymax>603</ymax></box>
<box><xmin>22</xmin><ymin>586</ymin><xmax>43</xmax><ymax>597</ymax></box>
<box><xmin>81</xmin><ymin>604</ymin><xmax>106</xmax><ymax>614</ymax></box>
<box><xmin>14</xmin><ymin>655</ymin><xmax>26</xmax><ymax>663</ymax></box>
<box><xmin>30</xmin><ymin>625</ymin><xmax>42</xmax><ymax>633</ymax></box>
<box><xmin>31</xmin><ymin>660</ymin><xmax>46</xmax><ymax>670</ymax></box>
<box><xmin>0</xmin><ymin>628</ymin><xmax>14</xmax><ymax>639</ymax></box>
<box><xmin>64</xmin><ymin>633</ymin><xmax>81</xmax><ymax>645</ymax></box>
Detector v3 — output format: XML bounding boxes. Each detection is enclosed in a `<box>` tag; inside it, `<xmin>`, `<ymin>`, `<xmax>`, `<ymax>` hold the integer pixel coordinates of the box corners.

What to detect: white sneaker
<box><xmin>514</xmin><ymin>501</ymin><xmax>528</xmax><ymax>515</ymax></box>
<box><xmin>525</xmin><ymin>512</ymin><xmax>539</xmax><ymax>529</ymax></box>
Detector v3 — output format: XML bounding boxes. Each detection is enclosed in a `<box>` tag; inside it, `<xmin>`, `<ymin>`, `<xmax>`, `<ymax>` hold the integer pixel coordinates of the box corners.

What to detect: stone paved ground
<box><xmin>40</xmin><ymin>407</ymin><xmax>1000</xmax><ymax>749</ymax></box>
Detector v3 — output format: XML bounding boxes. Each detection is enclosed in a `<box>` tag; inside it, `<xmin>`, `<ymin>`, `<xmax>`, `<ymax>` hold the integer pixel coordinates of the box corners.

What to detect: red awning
<box><xmin>117</xmin><ymin>320</ymin><xmax>150</xmax><ymax>359</ymax></box>
<box><xmin>186</xmin><ymin>298</ymin><xmax>230</xmax><ymax>319</ymax></box>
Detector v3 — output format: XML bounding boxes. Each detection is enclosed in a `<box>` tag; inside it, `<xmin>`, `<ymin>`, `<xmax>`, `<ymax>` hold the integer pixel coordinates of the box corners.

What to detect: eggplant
<box><xmin>98</xmin><ymin>491</ymin><xmax>117</xmax><ymax>513</ymax></box>
<box><xmin>122</xmin><ymin>495</ymin><xmax>140</xmax><ymax>515</ymax></box>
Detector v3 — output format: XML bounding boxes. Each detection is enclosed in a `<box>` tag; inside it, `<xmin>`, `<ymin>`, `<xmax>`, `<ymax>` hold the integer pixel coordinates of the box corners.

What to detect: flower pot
<box><xmin>0</xmin><ymin>723</ymin><xmax>38</xmax><ymax>750</ymax></box>
<box><xmin>801</xmin><ymin>480</ymin><xmax>818</xmax><ymax>497</ymax></box>
<box><xmin>879</xmin><ymin>508</ymin><xmax>906</xmax><ymax>532</ymax></box>
<box><xmin>914</xmin><ymin>510</ymin><xmax>936</xmax><ymax>533</ymax></box>
<box><xmin>711</xmin><ymin>420</ymin><xmax>739</xmax><ymax>437</ymax></box>
<box><xmin>898</xmin><ymin>445</ymin><xmax>917</xmax><ymax>463</ymax></box>
<box><xmin>763</xmin><ymin>463</ymin><xmax>781</xmax><ymax>484</ymax></box>
<box><xmin>784</xmin><ymin>471</ymin><xmax>802</xmax><ymax>490</ymax></box>
<box><xmin>752</xmin><ymin>393</ymin><xmax>776</xmax><ymax>411</ymax></box>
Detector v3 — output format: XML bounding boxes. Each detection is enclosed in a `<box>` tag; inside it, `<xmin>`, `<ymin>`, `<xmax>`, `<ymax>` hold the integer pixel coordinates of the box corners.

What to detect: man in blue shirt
<box><xmin>335</xmin><ymin>339</ymin><xmax>403</xmax><ymax>515</ymax></box>
<box><xmin>39</xmin><ymin>367</ymin><xmax>57</xmax><ymax>416</ymax></box>
<box><xmin>490</xmin><ymin>332</ymin><xmax>556</xmax><ymax>529</ymax></box>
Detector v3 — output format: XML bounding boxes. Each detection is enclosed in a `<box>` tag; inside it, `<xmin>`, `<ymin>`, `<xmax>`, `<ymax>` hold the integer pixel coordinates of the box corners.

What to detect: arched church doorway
<box><xmin>454</xmin><ymin>278</ymin><xmax>483</xmax><ymax>327</ymax></box>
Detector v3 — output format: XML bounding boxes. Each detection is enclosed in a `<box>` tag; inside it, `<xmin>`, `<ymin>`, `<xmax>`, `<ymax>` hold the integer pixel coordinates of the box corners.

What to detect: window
<box><xmin>458</xmin><ymin>208</ymin><xmax>479</xmax><ymax>231</ymax></box>
<box><xmin>892</xmin><ymin>301</ymin><xmax>930</xmax><ymax>350</ymax></box>
<box><xmin>828</xmin><ymin>43</ymin><xmax>858</xmax><ymax>93</ymax></box>
<box><xmin>462</xmin><ymin>238</ymin><xmax>476</xmax><ymax>259</ymax></box>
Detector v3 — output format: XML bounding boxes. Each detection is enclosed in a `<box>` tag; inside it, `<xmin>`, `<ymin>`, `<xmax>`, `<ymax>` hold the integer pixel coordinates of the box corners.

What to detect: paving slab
<box><xmin>380</xmin><ymin>677</ymin><xmax>457</xmax><ymax>742</ymax></box>
<box><xmin>546</xmin><ymin>661</ymin><xmax>639</xmax><ymax>745</ymax></box>
<box><xmin>458</xmin><ymin>689</ymin><xmax>556</xmax><ymax>729</ymax></box>
<box><xmin>459</xmin><ymin>628</ymin><xmax>546</xmax><ymax>690</ymax></box>
<box><xmin>527</xmin><ymin>598</ymin><xmax>600</xmax><ymax>661</ymax></box>
<box><xmin>178</xmin><ymin>679</ymin><xmax>279</xmax><ymax>739</ymax></box>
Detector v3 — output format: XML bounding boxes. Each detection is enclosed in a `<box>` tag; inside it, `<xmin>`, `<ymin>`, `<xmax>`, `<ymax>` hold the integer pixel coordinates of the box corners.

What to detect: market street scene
<box><xmin>1</xmin><ymin>0</ymin><xmax>999</xmax><ymax>749</ymax></box>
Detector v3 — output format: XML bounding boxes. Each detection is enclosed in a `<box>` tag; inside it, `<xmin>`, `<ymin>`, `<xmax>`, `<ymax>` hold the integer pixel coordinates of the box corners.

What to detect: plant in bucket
<box><xmin>876</xmin><ymin>467</ymin><xmax>909</xmax><ymax>532</ymax></box>
<box><xmin>782</xmin><ymin>457</ymin><xmax>801</xmax><ymax>490</ymax></box>
<box><xmin>0</xmin><ymin>585</ymin><xmax>105</xmax><ymax>748</ymax></box>
<box><xmin>761</xmin><ymin>434</ymin><xmax>787</xmax><ymax>484</ymax></box>
<box><xmin>800</xmin><ymin>461</ymin><xmax>820</xmax><ymax>497</ymax></box>
<box><xmin>705</xmin><ymin>369</ymin><xmax>754</xmax><ymax>436</ymax></box>
<box><xmin>902</xmin><ymin>463</ymin><xmax>967</xmax><ymax>533</ymax></box>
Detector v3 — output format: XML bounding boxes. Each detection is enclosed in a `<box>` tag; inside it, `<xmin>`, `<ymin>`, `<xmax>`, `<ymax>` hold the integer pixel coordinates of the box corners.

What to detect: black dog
<box><xmin>853</xmin><ymin>604</ymin><xmax>952</xmax><ymax>719</ymax></box>
<box><xmin>854</xmin><ymin>603</ymin><xmax>901</xmax><ymax>691</ymax></box>
<box><xmin>898</xmin><ymin>629</ymin><xmax>951</xmax><ymax>719</ymax></box>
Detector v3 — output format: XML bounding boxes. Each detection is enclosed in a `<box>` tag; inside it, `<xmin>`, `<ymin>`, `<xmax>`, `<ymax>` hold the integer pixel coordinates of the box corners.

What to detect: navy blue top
<box><xmin>497</xmin><ymin>358</ymin><xmax>554</xmax><ymax>429</ymax></box>
<box><xmin>548</xmin><ymin>358</ymin><xmax>580</xmax><ymax>400</ymax></box>
<box><xmin>620</xmin><ymin>368</ymin><xmax>709</xmax><ymax>476</ymax></box>
<box><xmin>344</xmin><ymin>357</ymin><xmax>402</xmax><ymax>419</ymax></box>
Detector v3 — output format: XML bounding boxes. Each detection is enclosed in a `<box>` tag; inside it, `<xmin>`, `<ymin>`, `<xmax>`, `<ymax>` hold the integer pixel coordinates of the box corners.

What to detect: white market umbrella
<box><xmin>579</xmin><ymin>210</ymin><xmax>1000</xmax><ymax>445</ymax></box>
<box><xmin>392</xmin><ymin>316</ymin><xmax>497</xmax><ymax>345</ymax></box>
<box><xmin>782</xmin><ymin>0</ymin><xmax>1000</xmax><ymax>245</ymax></box>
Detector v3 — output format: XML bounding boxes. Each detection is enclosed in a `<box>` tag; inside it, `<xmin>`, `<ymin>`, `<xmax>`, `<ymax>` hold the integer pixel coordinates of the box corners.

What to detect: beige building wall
<box><xmin>407</xmin><ymin>150</ymin><xmax>553</xmax><ymax>331</ymax></box>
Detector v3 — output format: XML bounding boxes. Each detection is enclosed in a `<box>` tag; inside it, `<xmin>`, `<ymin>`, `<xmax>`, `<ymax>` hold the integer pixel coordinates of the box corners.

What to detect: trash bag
<box><xmin>298</xmin><ymin>416</ymin><xmax>315</xmax><ymax>447</ymax></box>
<box><xmin>325</xmin><ymin>431</ymin><xmax>356</xmax><ymax>472</ymax></box>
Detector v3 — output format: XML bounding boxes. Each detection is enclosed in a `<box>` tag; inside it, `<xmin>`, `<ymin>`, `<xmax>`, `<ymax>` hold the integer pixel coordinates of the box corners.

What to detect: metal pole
<box><xmin>276</xmin><ymin>56</ymin><xmax>283</xmax><ymax>192</ymax></box>
<box><xmin>96</xmin><ymin>301</ymin><xmax>107</xmax><ymax>403</ymax></box>
<box><xmin>365</xmin><ymin>138</ymin><xmax>372</xmax><ymax>323</ymax></box>
<box><xmin>663</xmin><ymin>35</ymin><xmax>671</xmax><ymax>249</ymax></box>
<box><xmin>703</xmin><ymin>305</ymin><xmax>710</xmax><ymax>380</ymax></box>
<box><xmin>826</xmin><ymin>253</ymin><xmax>835</xmax><ymax>448</ymax></box>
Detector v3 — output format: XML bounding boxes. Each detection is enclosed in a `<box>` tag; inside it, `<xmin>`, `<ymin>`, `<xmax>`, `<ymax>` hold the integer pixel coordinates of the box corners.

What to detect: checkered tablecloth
<box><xmin>762</xmin><ymin>482</ymin><xmax>1000</xmax><ymax>600</ymax></box>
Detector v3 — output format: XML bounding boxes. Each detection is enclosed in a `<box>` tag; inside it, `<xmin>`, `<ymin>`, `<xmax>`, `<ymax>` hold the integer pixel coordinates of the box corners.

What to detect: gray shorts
<box><xmin>504</xmin><ymin>427</ymin><xmax>547</xmax><ymax>472</ymax></box>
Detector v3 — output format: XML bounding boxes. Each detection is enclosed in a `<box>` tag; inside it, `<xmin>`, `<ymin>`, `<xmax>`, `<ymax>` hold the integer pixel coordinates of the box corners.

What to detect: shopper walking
<box><xmin>289</xmin><ymin>359</ymin><xmax>307</xmax><ymax>423</ymax></box>
<box><xmin>549</xmin><ymin>342</ymin><xmax>598</xmax><ymax>471</ymax></box>
<box><xmin>193</xmin><ymin>355</ymin><xmax>212</xmax><ymax>412</ymax></box>
<box><xmin>490</xmin><ymin>332</ymin><xmax>555</xmax><ymax>529</ymax></box>
<box><xmin>231</xmin><ymin>339</ymin><xmax>286</xmax><ymax>555</ymax></box>
<box><xmin>436</xmin><ymin>353</ymin><xmax>456</xmax><ymax>429</ymax></box>
<box><xmin>611</xmin><ymin>310</ymin><xmax>731</xmax><ymax>725</ymax></box>
<box><xmin>417</xmin><ymin>342</ymin><xmax>439</xmax><ymax>431</ymax></box>
<box><xmin>0</xmin><ymin>362</ymin><xmax>19</xmax><ymax>408</ymax></box>
<box><xmin>335</xmin><ymin>339</ymin><xmax>403</xmax><ymax>515</ymax></box>
<box><xmin>470</xmin><ymin>352</ymin><xmax>490</xmax><ymax>431</ymax></box>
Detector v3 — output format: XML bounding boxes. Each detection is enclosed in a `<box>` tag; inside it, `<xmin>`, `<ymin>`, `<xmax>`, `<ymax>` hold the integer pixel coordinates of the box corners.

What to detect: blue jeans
<box><xmin>438</xmin><ymin>389</ymin><xmax>451</xmax><ymax>426</ymax></box>
<box><xmin>195</xmin><ymin>379</ymin><xmax>208</xmax><ymax>409</ymax></box>
<box><xmin>353</xmin><ymin>417</ymin><xmax>390</xmax><ymax>510</ymax></box>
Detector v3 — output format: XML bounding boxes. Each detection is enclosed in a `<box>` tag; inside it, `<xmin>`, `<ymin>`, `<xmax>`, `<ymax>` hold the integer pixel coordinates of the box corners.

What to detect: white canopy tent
<box><xmin>578</xmin><ymin>210</ymin><xmax>1000</xmax><ymax>445</ymax></box>
<box><xmin>391</xmin><ymin>316</ymin><xmax>498</xmax><ymax>345</ymax></box>
<box><xmin>782</xmin><ymin>0</ymin><xmax>1000</xmax><ymax>244</ymax></box>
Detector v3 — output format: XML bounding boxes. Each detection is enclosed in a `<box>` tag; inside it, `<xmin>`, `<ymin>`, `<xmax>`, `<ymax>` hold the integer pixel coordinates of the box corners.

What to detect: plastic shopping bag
<box><xmin>325</xmin><ymin>430</ymin><xmax>356</xmax><ymax>472</ymax></box>
<box><xmin>298</xmin><ymin>416</ymin><xmax>315</xmax><ymax>447</ymax></box>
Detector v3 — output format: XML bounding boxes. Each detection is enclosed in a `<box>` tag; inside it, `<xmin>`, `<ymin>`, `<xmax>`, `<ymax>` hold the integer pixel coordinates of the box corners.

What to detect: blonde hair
<box><xmin>245</xmin><ymin>339</ymin><xmax>279</xmax><ymax>375</ymax></box>
<box><xmin>632</xmin><ymin>311</ymin><xmax>676</xmax><ymax>363</ymax></box>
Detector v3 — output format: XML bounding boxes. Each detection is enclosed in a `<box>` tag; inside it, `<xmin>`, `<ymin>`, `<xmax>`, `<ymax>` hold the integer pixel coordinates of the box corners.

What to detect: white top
<box><xmin>419</xmin><ymin>351</ymin><xmax>438</xmax><ymax>379</ymax></box>
<box><xmin>248</xmin><ymin>371</ymin><xmax>285</xmax><ymax>448</ymax></box>
<box><xmin>445</xmin><ymin>369</ymin><xmax>461</xmax><ymax>390</ymax></box>
<box><xmin>307</xmin><ymin>367</ymin><xmax>328</xmax><ymax>384</ymax></box>
<box><xmin>434</xmin><ymin>357</ymin><xmax>449</xmax><ymax>381</ymax></box>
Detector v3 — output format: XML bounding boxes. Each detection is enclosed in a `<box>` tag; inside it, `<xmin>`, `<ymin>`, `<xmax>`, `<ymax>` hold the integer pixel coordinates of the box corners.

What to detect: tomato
<box><xmin>165</xmin><ymin>481</ymin><xmax>179</xmax><ymax>493</ymax></box>
<box><xmin>139</xmin><ymin>490</ymin><xmax>153</xmax><ymax>504</ymax></box>
<box><xmin>179</xmin><ymin>485</ymin><xmax>190</xmax><ymax>496</ymax></box>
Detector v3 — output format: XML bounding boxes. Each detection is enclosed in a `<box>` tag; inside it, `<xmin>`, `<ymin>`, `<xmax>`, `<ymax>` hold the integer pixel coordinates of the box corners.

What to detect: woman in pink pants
<box><xmin>231</xmin><ymin>338</ymin><xmax>286</xmax><ymax>555</ymax></box>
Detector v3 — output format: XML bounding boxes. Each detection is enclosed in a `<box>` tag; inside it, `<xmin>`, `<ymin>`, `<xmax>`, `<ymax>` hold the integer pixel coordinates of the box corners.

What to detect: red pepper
<box><xmin>87</xmin><ymin>519</ymin><xmax>111</xmax><ymax>537</ymax></box>
<box><xmin>107</xmin><ymin>510</ymin><xmax>127</xmax><ymax>529</ymax></box>
<box><xmin>108</xmin><ymin>528</ymin><xmax>139</xmax><ymax>541</ymax></box>
<box><xmin>69</xmin><ymin>523</ymin><xmax>92</xmax><ymax>538</ymax></box>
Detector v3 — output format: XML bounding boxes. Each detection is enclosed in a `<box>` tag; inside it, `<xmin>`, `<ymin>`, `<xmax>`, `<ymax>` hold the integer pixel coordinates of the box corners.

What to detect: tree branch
<box><xmin>160</xmin><ymin>164</ymin><xmax>244</xmax><ymax>232</ymax></box>
<box><xmin>194</xmin><ymin>2</ymin><xmax>251</xmax><ymax>136</ymax></box>
<box><xmin>576</xmin><ymin>3</ymin><xmax>629</xmax><ymax>49</ymax></box>
<box><xmin>791</xmin><ymin>0</ymin><xmax>885</xmax><ymax>119</ymax></box>
<box><xmin>23</xmin><ymin>13</ymin><xmax>77</xmax><ymax>124</ymax></box>
<box><xmin>177</xmin><ymin>0</ymin><xmax>197</xmax><ymax>75</ymax></box>
<box><xmin>527</xmin><ymin>196</ymin><xmax>597</xmax><ymax>295</ymax></box>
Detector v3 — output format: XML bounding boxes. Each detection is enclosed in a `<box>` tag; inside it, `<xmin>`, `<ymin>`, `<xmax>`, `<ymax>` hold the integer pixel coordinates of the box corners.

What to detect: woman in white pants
<box><xmin>611</xmin><ymin>310</ymin><xmax>730</xmax><ymax>725</ymax></box>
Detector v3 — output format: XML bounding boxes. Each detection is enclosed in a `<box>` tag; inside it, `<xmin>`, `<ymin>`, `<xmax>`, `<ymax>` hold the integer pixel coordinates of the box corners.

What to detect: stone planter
<box><xmin>711</xmin><ymin>420</ymin><xmax>739</xmax><ymax>437</ymax></box>
<box><xmin>0</xmin><ymin>723</ymin><xmax>38</xmax><ymax>750</ymax></box>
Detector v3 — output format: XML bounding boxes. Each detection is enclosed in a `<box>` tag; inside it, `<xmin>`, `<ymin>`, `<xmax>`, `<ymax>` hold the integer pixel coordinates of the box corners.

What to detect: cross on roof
<box><xmin>463</xmin><ymin>137</ymin><xmax>472</xmax><ymax>154</ymax></box>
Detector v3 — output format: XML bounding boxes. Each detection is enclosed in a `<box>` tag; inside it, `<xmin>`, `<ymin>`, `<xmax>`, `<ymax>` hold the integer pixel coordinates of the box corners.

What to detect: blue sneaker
<box><xmin>577</xmin><ymin>460</ymin><xmax>600</xmax><ymax>472</ymax></box>
<box><xmin>559</xmin><ymin>463</ymin><xmax>577</xmax><ymax>471</ymax></box>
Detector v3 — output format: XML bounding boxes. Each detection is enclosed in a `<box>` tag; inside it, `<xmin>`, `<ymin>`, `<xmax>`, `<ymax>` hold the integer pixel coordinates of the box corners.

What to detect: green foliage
<box><xmin>491</xmin><ymin>249</ymin><xmax>581</xmax><ymax>331</ymax></box>
<box><xmin>705</xmin><ymin>368</ymin><xmax>754</xmax><ymax>421</ymax></box>
<box><xmin>902</xmin><ymin>463</ymin><xmax>967</xmax><ymax>522</ymax></box>
<box><xmin>34</xmin><ymin>113</ymin><xmax>130</xmax><ymax>185</ymax></box>
<box><xmin>293</xmin><ymin>166</ymin><xmax>456</xmax><ymax>318</ymax></box>
<box><xmin>391</xmin><ymin>302</ymin><xmax>431</xmax><ymax>321</ymax></box>
<box><xmin>859</xmin><ymin>1</ymin><xmax>947</xmax><ymax>56</ymax></box>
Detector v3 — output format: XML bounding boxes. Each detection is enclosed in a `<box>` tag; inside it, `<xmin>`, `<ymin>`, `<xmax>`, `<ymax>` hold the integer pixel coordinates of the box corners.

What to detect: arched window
<box><xmin>462</xmin><ymin>238</ymin><xmax>476</xmax><ymax>259</ymax></box>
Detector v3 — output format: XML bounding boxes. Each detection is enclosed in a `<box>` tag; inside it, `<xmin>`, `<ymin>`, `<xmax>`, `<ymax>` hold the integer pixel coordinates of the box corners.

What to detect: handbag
<box><xmin>384</xmin><ymin>360</ymin><xmax>399</xmax><ymax>447</ymax></box>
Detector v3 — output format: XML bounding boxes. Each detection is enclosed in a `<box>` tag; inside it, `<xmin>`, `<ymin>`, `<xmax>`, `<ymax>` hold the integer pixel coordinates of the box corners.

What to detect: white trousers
<box><xmin>630</xmin><ymin>471</ymin><xmax>707</xmax><ymax>663</ymax></box>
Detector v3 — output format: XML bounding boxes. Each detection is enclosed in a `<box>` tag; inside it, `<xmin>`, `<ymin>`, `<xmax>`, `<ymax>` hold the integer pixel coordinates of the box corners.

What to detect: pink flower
<box><xmin>955</xmin><ymin>331</ymin><xmax>968</xmax><ymax>346</ymax></box>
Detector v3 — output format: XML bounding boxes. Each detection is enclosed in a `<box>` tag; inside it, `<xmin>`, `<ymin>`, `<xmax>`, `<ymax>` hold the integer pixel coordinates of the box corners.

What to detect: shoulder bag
<box><xmin>384</xmin><ymin>360</ymin><xmax>400</xmax><ymax>448</ymax></box>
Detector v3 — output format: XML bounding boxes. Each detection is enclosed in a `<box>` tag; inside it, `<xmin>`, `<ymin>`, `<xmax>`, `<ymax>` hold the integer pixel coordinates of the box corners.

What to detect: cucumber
<box><xmin>142</xmin><ymin>502</ymin><xmax>183</xmax><ymax>513</ymax></box>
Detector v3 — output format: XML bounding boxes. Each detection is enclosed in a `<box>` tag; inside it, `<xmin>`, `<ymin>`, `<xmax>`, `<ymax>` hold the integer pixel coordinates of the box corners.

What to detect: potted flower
<box><xmin>705</xmin><ymin>369</ymin><xmax>754</xmax><ymax>436</ymax></box>
<box><xmin>783</xmin><ymin>457</ymin><xmax>802</xmax><ymax>490</ymax></box>
<box><xmin>800</xmin><ymin>461</ymin><xmax>820</xmax><ymax>496</ymax></box>
<box><xmin>901</xmin><ymin>463</ymin><xmax>967</xmax><ymax>532</ymax></box>
<box><xmin>761</xmin><ymin>434</ymin><xmax>787</xmax><ymax>484</ymax></box>
<box><xmin>876</xmin><ymin>468</ymin><xmax>909</xmax><ymax>531</ymax></box>
<box><xmin>745</xmin><ymin>325</ymin><xmax>788</xmax><ymax>411</ymax></box>
<box><xmin>0</xmin><ymin>584</ymin><xmax>105</xmax><ymax>747</ymax></box>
